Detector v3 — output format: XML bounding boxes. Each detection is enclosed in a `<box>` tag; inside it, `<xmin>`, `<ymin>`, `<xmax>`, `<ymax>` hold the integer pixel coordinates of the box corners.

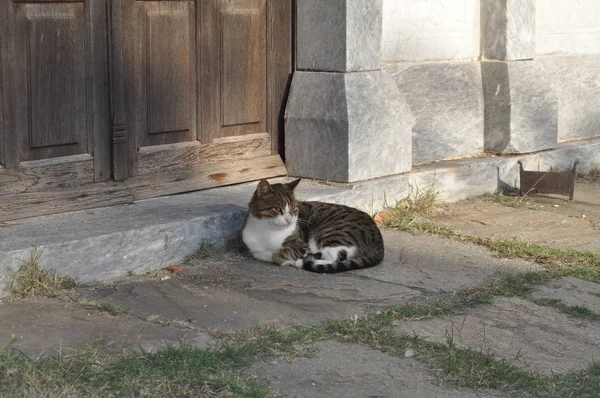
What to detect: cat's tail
<box><xmin>299</xmin><ymin>249</ymin><xmax>382</xmax><ymax>274</ymax></box>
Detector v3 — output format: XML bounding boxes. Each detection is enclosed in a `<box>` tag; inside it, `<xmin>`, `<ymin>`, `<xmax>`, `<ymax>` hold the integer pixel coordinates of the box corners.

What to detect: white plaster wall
<box><xmin>382</xmin><ymin>0</ymin><xmax>480</xmax><ymax>62</ymax></box>
<box><xmin>536</xmin><ymin>0</ymin><xmax>600</xmax><ymax>55</ymax></box>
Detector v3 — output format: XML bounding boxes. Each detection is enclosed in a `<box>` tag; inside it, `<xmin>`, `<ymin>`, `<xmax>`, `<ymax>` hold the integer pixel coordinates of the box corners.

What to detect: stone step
<box><xmin>1</xmin><ymin>137</ymin><xmax>599</xmax><ymax>296</ymax></box>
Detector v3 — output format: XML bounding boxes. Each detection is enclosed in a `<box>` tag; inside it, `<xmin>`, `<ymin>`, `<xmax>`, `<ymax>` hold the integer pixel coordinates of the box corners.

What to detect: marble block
<box><xmin>296</xmin><ymin>0</ymin><xmax>383</xmax><ymax>72</ymax></box>
<box><xmin>385</xmin><ymin>61</ymin><xmax>484</xmax><ymax>163</ymax></box>
<box><xmin>481</xmin><ymin>0</ymin><xmax>536</xmax><ymax>61</ymax></box>
<box><xmin>284</xmin><ymin>70</ymin><xmax>413</xmax><ymax>182</ymax></box>
<box><xmin>538</xmin><ymin>55</ymin><xmax>600</xmax><ymax>141</ymax></box>
<box><xmin>482</xmin><ymin>60</ymin><xmax>558</xmax><ymax>154</ymax></box>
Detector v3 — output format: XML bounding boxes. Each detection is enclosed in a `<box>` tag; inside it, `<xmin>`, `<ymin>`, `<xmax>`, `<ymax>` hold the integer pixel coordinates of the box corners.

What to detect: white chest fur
<box><xmin>242</xmin><ymin>214</ymin><xmax>296</xmax><ymax>263</ymax></box>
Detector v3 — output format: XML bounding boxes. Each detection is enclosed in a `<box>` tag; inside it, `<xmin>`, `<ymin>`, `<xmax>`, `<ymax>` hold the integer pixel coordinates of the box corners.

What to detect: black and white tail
<box><xmin>299</xmin><ymin>249</ymin><xmax>381</xmax><ymax>274</ymax></box>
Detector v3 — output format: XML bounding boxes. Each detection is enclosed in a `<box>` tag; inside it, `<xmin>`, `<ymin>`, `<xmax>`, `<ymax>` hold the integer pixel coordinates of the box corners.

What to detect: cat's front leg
<box><xmin>272</xmin><ymin>246</ymin><xmax>305</xmax><ymax>267</ymax></box>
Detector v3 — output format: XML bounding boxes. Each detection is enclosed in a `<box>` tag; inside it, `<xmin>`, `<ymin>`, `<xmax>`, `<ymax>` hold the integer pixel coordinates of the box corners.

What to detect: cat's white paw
<box><xmin>282</xmin><ymin>258</ymin><xmax>304</xmax><ymax>268</ymax></box>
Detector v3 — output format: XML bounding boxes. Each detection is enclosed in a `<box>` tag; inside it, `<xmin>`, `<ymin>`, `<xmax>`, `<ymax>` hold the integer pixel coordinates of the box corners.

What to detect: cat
<box><xmin>241</xmin><ymin>179</ymin><xmax>384</xmax><ymax>273</ymax></box>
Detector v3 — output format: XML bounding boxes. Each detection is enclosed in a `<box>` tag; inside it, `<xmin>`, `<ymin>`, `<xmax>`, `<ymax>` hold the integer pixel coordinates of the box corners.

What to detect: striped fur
<box><xmin>242</xmin><ymin>179</ymin><xmax>384</xmax><ymax>273</ymax></box>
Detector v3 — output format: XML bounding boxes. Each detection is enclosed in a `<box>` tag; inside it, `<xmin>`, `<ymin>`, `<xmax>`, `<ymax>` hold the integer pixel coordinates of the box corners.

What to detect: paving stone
<box><xmin>249</xmin><ymin>340</ymin><xmax>494</xmax><ymax>398</ymax></box>
<box><xmin>72</xmin><ymin>231</ymin><xmax>540</xmax><ymax>333</ymax></box>
<box><xmin>394</xmin><ymin>297</ymin><xmax>600</xmax><ymax>374</ymax></box>
<box><xmin>0</xmin><ymin>299</ymin><xmax>215</xmax><ymax>357</ymax></box>
<box><xmin>430</xmin><ymin>178</ymin><xmax>600</xmax><ymax>252</ymax></box>
<box><xmin>529</xmin><ymin>277</ymin><xmax>600</xmax><ymax>315</ymax></box>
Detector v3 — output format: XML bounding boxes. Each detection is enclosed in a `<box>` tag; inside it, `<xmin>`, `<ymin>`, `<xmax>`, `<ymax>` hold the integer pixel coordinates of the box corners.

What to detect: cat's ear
<box><xmin>256</xmin><ymin>179</ymin><xmax>273</xmax><ymax>197</ymax></box>
<box><xmin>287</xmin><ymin>178</ymin><xmax>301</xmax><ymax>191</ymax></box>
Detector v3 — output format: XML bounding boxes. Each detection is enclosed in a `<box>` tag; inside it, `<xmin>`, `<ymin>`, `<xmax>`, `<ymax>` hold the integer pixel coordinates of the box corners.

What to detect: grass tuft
<box><xmin>532</xmin><ymin>298</ymin><xmax>600</xmax><ymax>320</ymax></box>
<box><xmin>7</xmin><ymin>248</ymin><xmax>77</xmax><ymax>300</ymax></box>
<box><xmin>182</xmin><ymin>243</ymin><xmax>221</xmax><ymax>265</ymax></box>
<box><xmin>145</xmin><ymin>314</ymin><xmax>171</xmax><ymax>325</ymax></box>
<box><xmin>77</xmin><ymin>300</ymin><xmax>129</xmax><ymax>316</ymax></box>
<box><xmin>2</xmin><ymin>301</ymin><xmax>600</xmax><ymax>397</ymax></box>
<box><xmin>0</xmin><ymin>345</ymin><xmax>276</xmax><ymax>398</ymax></box>
<box><xmin>382</xmin><ymin>196</ymin><xmax>600</xmax><ymax>283</ymax></box>
<box><xmin>384</xmin><ymin>271</ymin><xmax>551</xmax><ymax>322</ymax></box>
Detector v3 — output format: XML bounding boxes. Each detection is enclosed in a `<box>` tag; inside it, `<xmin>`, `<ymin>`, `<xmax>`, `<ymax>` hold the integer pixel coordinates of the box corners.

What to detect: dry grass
<box><xmin>7</xmin><ymin>248</ymin><xmax>77</xmax><ymax>300</ymax></box>
<box><xmin>77</xmin><ymin>299</ymin><xmax>129</xmax><ymax>316</ymax></box>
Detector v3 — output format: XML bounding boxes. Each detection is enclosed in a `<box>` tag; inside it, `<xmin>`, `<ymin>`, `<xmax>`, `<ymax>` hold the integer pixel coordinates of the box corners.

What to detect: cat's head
<box><xmin>248</xmin><ymin>179</ymin><xmax>301</xmax><ymax>228</ymax></box>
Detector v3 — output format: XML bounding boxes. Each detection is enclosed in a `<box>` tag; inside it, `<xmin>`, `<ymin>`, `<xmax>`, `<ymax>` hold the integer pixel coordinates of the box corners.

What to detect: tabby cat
<box><xmin>241</xmin><ymin>179</ymin><xmax>384</xmax><ymax>273</ymax></box>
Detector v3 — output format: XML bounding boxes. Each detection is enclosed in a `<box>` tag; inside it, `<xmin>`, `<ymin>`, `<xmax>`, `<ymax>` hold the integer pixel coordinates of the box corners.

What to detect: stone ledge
<box><xmin>2</xmin><ymin>137</ymin><xmax>599</xmax><ymax>296</ymax></box>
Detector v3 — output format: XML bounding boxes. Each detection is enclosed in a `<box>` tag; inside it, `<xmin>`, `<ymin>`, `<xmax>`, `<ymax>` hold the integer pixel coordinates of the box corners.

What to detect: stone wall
<box><xmin>535</xmin><ymin>0</ymin><xmax>600</xmax><ymax>141</ymax></box>
<box><xmin>382</xmin><ymin>0</ymin><xmax>480</xmax><ymax>62</ymax></box>
<box><xmin>536</xmin><ymin>0</ymin><xmax>600</xmax><ymax>55</ymax></box>
<box><xmin>382</xmin><ymin>0</ymin><xmax>600</xmax><ymax>164</ymax></box>
<box><xmin>383</xmin><ymin>0</ymin><xmax>483</xmax><ymax>163</ymax></box>
<box><xmin>286</xmin><ymin>0</ymin><xmax>600</xmax><ymax>184</ymax></box>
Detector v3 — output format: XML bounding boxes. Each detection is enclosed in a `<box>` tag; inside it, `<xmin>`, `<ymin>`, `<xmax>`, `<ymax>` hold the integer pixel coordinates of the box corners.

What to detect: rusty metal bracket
<box><xmin>518</xmin><ymin>160</ymin><xmax>578</xmax><ymax>201</ymax></box>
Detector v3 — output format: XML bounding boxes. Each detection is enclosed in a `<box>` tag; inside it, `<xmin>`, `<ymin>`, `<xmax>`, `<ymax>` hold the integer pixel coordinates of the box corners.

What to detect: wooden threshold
<box><xmin>0</xmin><ymin>182</ymin><xmax>134</xmax><ymax>222</ymax></box>
<box><xmin>128</xmin><ymin>154</ymin><xmax>287</xmax><ymax>200</ymax></box>
<box><xmin>0</xmin><ymin>154</ymin><xmax>287</xmax><ymax>222</ymax></box>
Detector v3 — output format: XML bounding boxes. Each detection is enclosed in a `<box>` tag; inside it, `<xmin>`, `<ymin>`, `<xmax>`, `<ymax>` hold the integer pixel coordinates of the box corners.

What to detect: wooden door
<box><xmin>0</xmin><ymin>0</ymin><xmax>127</xmax><ymax>222</ymax></box>
<box><xmin>121</xmin><ymin>0</ymin><xmax>291</xmax><ymax>199</ymax></box>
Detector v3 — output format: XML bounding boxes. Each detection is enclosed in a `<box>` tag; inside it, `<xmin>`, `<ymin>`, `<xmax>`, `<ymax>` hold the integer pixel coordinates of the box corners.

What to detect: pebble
<box><xmin>404</xmin><ymin>348</ymin><xmax>416</xmax><ymax>358</ymax></box>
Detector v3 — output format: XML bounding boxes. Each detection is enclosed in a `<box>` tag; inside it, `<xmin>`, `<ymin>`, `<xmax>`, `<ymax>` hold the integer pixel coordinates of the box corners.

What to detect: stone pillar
<box><xmin>285</xmin><ymin>0</ymin><xmax>413</xmax><ymax>182</ymax></box>
<box><xmin>481</xmin><ymin>0</ymin><xmax>558</xmax><ymax>154</ymax></box>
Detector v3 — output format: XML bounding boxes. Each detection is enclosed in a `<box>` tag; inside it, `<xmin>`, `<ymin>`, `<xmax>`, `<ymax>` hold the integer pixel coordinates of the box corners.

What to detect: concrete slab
<box><xmin>71</xmin><ymin>231</ymin><xmax>539</xmax><ymax>332</ymax></box>
<box><xmin>394</xmin><ymin>297</ymin><xmax>600</xmax><ymax>374</ymax></box>
<box><xmin>249</xmin><ymin>340</ymin><xmax>494</xmax><ymax>398</ymax></box>
<box><xmin>0</xmin><ymin>299</ymin><xmax>215</xmax><ymax>357</ymax></box>
<box><xmin>529</xmin><ymin>277</ymin><xmax>600</xmax><ymax>315</ymax></box>
<box><xmin>430</xmin><ymin>177</ymin><xmax>600</xmax><ymax>251</ymax></box>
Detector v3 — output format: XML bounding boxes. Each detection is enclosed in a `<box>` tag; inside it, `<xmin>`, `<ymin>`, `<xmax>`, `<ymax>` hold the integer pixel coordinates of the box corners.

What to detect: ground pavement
<box><xmin>1</xmin><ymin>178</ymin><xmax>599</xmax><ymax>397</ymax></box>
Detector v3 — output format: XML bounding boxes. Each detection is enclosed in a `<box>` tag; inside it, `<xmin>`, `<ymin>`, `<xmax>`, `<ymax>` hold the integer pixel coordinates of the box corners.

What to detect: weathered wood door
<box><xmin>120</xmin><ymin>0</ymin><xmax>291</xmax><ymax>199</ymax></box>
<box><xmin>0</xmin><ymin>0</ymin><xmax>291</xmax><ymax>222</ymax></box>
<box><xmin>0</xmin><ymin>0</ymin><xmax>129</xmax><ymax>221</ymax></box>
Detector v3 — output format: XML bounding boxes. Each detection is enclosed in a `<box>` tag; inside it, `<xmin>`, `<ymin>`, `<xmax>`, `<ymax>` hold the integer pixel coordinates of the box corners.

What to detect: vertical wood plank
<box><xmin>221</xmin><ymin>10</ymin><xmax>264</xmax><ymax>127</ymax></box>
<box><xmin>122</xmin><ymin>0</ymin><xmax>137</xmax><ymax>176</ymax></box>
<box><xmin>109</xmin><ymin>0</ymin><xmax>129</xmax><ymax>181</ymax></box>
<box><xmin>200</xmin><ymin>0</ymin><xmax>219</xmax><ymax>144</ymax></box>
<box><xmin>148</xmin><ymin>9</ymin><xmax>191</xmax><ymax>135</ymax></box>
<box><xmin>267</xmin><ymin>0</ymin><xmax>293</xmax><ymax>157</ymax></box>
<box><xmin>28</xmin><ymin>12</ymin><xmax>85</xmax><ymax>149</ymax></box>
<box><xmin>0</xmin><ymin>0</ymin><xmax>7</xmax><ymax>166</ymax></box>
<box><xmin>89</xmin><ymin>0</ymin><xmax>111</xmax><ymax>181</ymax></box>
<box><xmin>4</xmin><ymin>0</ymin><xmax>19</xmax><ymax>167</ymax></box>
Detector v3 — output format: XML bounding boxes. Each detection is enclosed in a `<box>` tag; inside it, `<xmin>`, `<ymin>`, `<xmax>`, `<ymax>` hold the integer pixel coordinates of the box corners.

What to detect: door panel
<box><xmin>0</xmin><ymin>0</ymin><xmax>122</xmax><ymax>222</ymax></box>
<box><xmin>147</xmin><ymin>10</ymin><xmax>192</xmax><ymax>136</ymax></box>
<box><xmin>202</xmin><ymin>0</ymin><xmax>267</xmax><ymax>140</ymax></box>
<box><xmin>221</xmin><ymin>8</ymin><xmax>265</xmax><ymax>129</ymax></box>
<box><xmin>128</xmin><ymin>0</ymin><xmax>196</xmax><ymax>149</ymax></box>
<box><xmin>14</xmin><ymin>3</ymin><xmax>89</xmax><ymax>161</ymax></box>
